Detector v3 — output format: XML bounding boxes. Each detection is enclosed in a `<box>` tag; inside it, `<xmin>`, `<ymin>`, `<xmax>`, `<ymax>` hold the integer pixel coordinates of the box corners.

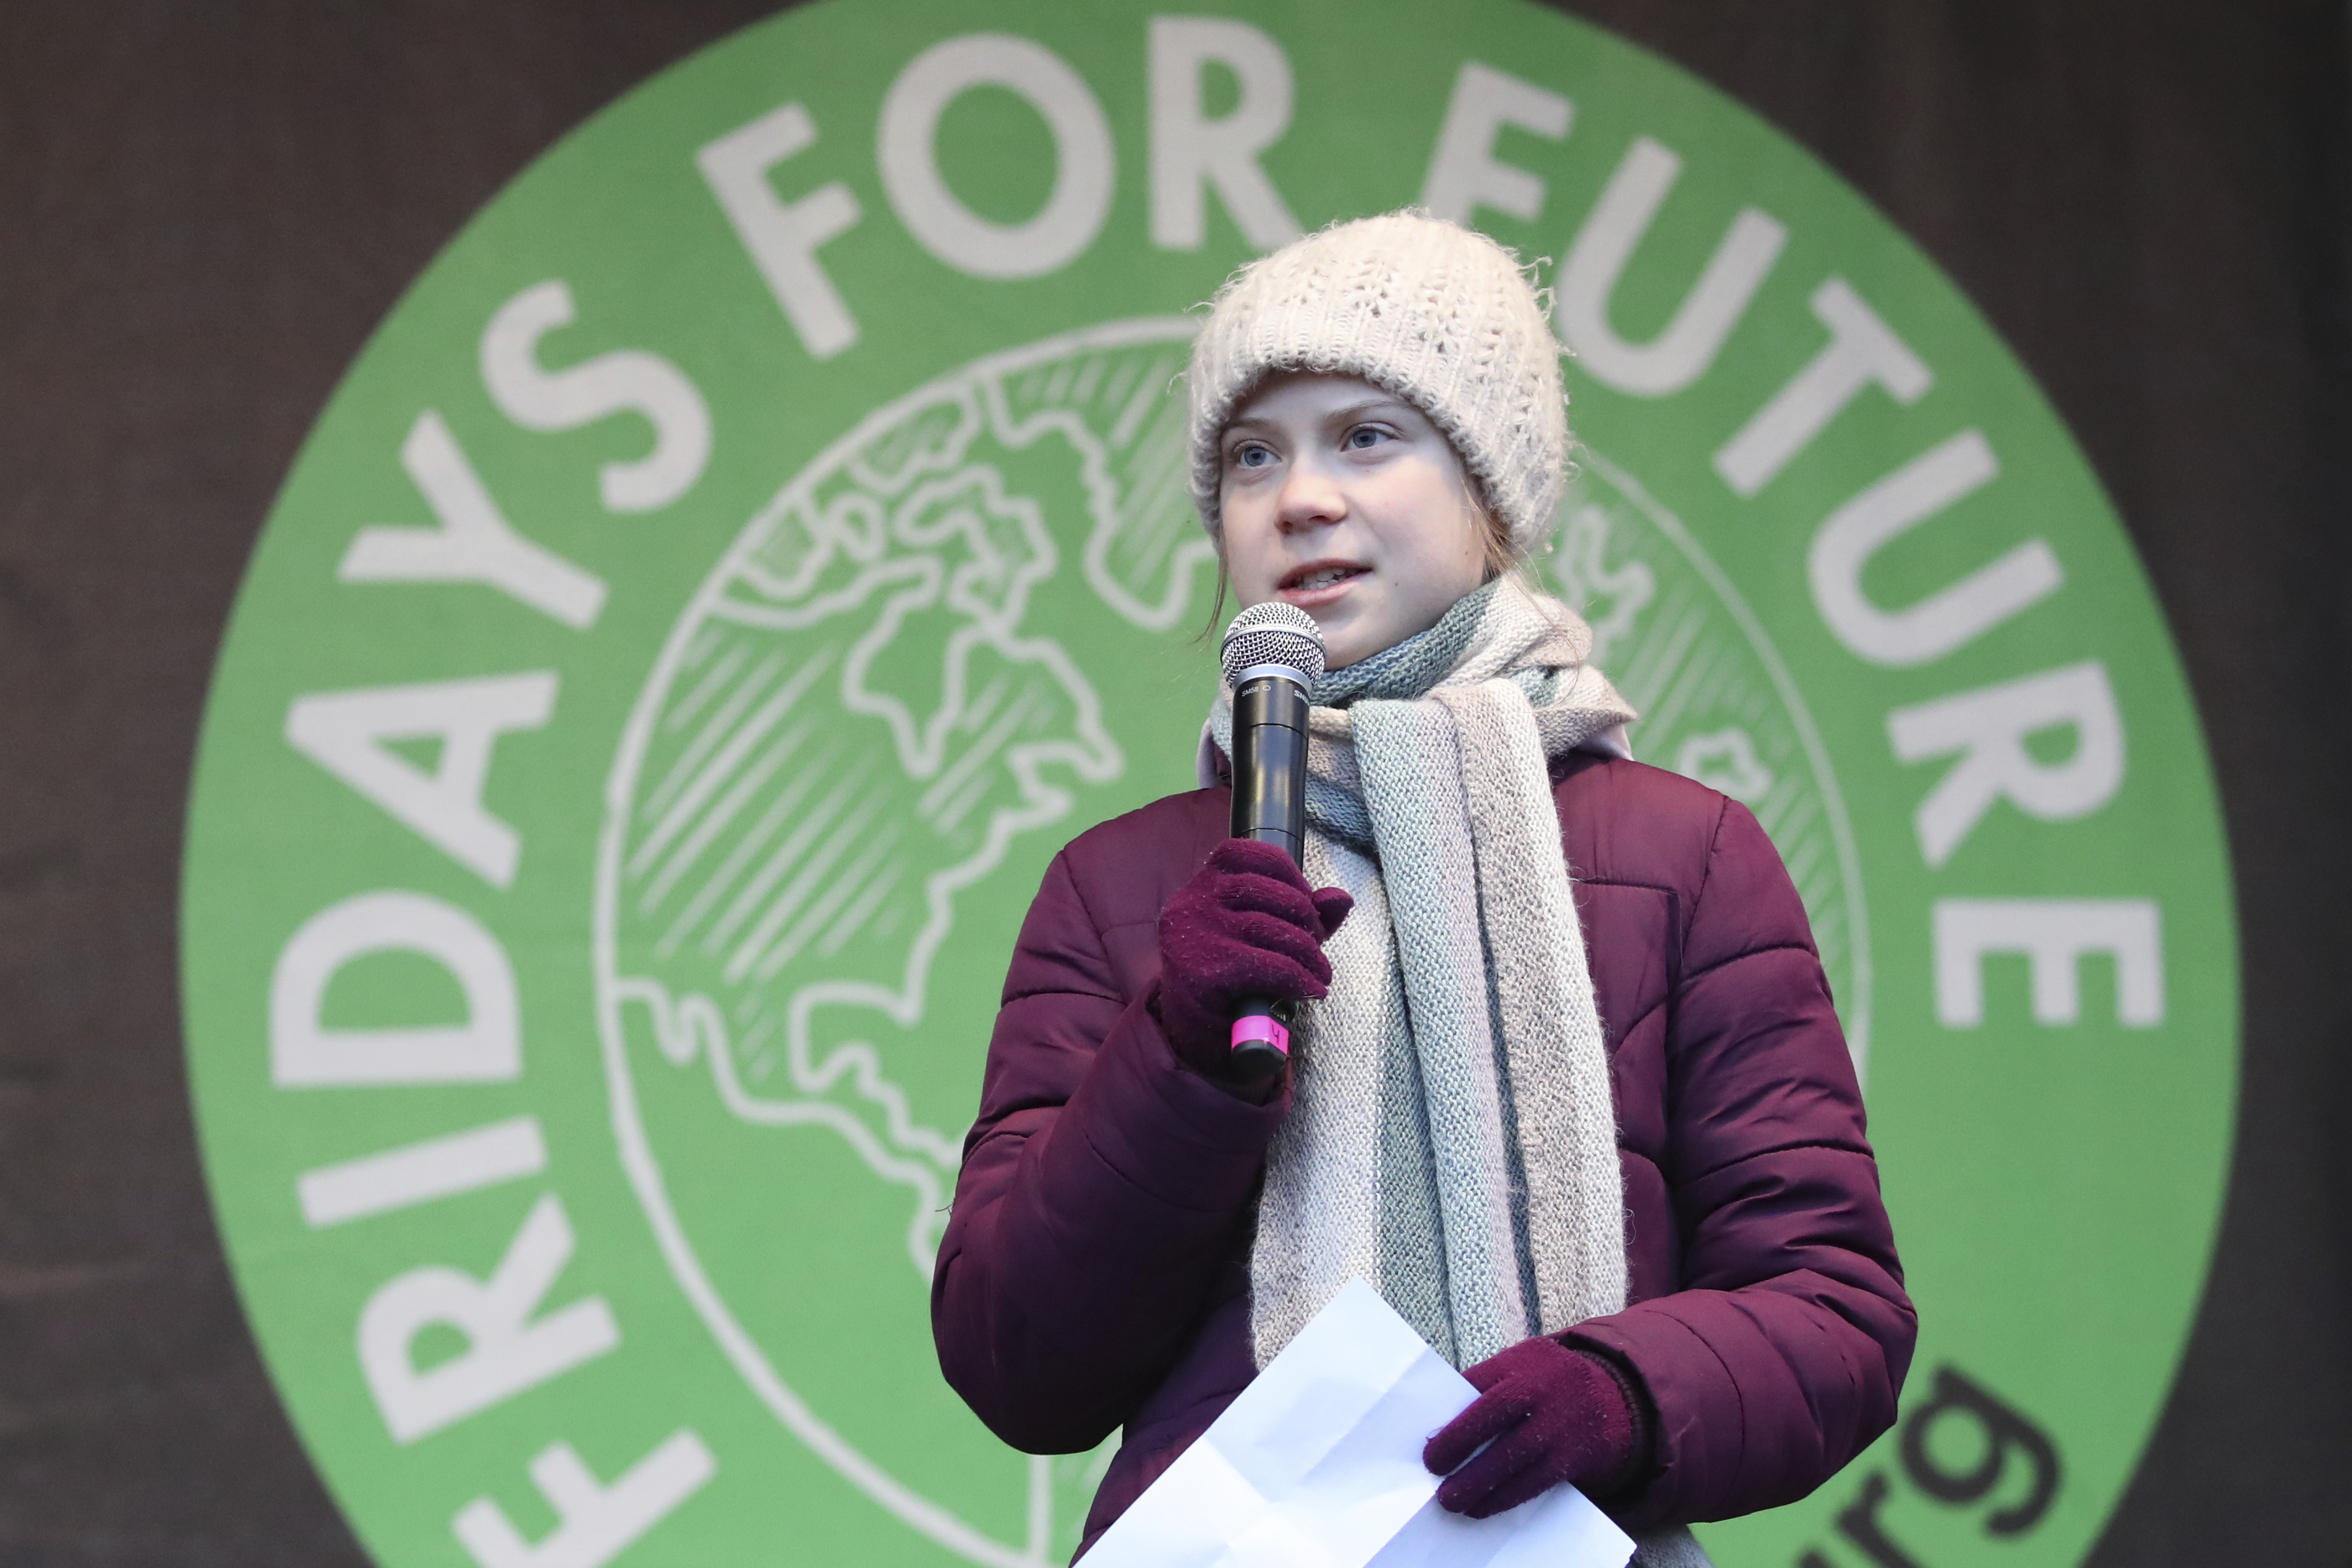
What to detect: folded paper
<box><xmin>1085</xmin><ymin>1278</ymin><xmax>1634</xmax><ymax>1568</ymax></box>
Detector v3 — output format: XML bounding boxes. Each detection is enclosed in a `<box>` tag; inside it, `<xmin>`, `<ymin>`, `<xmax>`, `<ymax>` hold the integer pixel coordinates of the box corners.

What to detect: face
<box><xmin>1218</xmin><ymin>372</ymin><xmax>1490</xmax><ymax>670</ymax></box>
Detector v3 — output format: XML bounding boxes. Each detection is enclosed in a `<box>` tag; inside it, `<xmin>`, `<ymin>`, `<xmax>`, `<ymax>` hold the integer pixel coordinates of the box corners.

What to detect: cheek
<box><xmin>1376</xmin><ymin>461</ymin><xmax>1486</xmax><ymax>579</ymax></box>
<box><xmin>1218</xmin><ymin>506</ymin><xmax>1279</xmax><ymax>601</ymax></box>
<box><xmin>1406</xmin><ymin>503</ymin><xmax>1488</xmax><ymax>589</ymax></box>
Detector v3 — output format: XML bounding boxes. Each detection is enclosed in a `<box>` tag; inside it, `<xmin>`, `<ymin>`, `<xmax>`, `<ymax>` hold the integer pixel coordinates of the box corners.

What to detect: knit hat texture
<box><xmin>1187</xmin><ymin>210</ymin><xmax>1570</xmax><ymax>556</ymax></box>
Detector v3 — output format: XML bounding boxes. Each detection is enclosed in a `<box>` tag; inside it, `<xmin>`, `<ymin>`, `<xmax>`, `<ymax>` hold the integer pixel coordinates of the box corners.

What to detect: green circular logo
<box><xmin>181</xmin><ymin>3</ymin><xmax>2238</xmax><ymax>1566</ymax></box>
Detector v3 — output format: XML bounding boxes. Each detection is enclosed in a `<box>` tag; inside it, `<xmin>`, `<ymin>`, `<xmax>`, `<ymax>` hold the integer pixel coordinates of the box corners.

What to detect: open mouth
<box><xmin>1279</xmin><ymin>561</ymin><xmax>1370</xmax><ymax>594</ymax></box>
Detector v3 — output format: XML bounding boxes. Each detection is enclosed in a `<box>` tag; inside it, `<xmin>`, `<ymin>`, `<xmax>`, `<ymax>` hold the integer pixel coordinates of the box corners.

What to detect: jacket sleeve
<box><xmin>1565</xmin><ymin>798</ymin><xmax>1915</xmax><ymax>1527</ymax></box>
<box><xmin>931</xmin><ymin>846</ymin><xmax>1285</xmax><ymax>1454</ymax></box>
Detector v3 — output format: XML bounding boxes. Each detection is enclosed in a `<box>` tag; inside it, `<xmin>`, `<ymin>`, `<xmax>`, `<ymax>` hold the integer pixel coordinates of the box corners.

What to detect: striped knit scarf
<box><xmin>1206</xmin><ymin>579</ymin><xmax>1638</xmax><ymax>1370</ymax></box>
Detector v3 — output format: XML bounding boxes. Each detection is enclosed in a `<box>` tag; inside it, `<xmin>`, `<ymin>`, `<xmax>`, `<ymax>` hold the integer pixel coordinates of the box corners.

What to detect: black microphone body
<box><xmin>1230</xmin><ymin>671</ymin><xmax>1309</xmax><ymax>859</ymax></box>
<box><xmin>1218</xmin><ymin>604</ymin><xmax>1327</xmax><ymax>1079</ymax></box>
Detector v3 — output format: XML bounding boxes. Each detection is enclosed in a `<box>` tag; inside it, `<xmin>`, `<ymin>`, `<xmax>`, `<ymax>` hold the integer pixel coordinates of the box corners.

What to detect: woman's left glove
<box><xmin>1423</xmin><ymin>1337</ymin><xmax>1646</xmax><ymax>1519</ymax></box>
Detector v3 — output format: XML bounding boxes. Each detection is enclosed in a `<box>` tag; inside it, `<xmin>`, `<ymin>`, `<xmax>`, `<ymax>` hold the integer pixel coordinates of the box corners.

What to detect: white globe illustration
<box><xmin>592</xmin><ymin>321</ymin><xmax>1865</xmax><ymax>1565</ymax></box>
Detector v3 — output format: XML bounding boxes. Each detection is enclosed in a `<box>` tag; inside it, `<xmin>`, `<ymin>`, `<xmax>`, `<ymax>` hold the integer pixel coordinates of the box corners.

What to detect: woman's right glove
<box><xmin>1152</xmin><ymin>838</ymin><xmax>1353</xmax><ymax>1082</ymax></box>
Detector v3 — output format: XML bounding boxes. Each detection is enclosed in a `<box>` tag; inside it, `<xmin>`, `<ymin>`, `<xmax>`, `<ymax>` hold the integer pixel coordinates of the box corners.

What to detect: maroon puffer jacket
<box><xmin>932</xmin><ymin>753</ymin><xmax>1912</xmax><ymax>1552</ymax></box>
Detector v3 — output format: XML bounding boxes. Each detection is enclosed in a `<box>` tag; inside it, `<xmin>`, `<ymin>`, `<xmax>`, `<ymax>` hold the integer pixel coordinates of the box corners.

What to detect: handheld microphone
<box><xmin>1219</xmin><ymin>603</ymin><xmax>1327</xmax><ymax>1077</ymax></box>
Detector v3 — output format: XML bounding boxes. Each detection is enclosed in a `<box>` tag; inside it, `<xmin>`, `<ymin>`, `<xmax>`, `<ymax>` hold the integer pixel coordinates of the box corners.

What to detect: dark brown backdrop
<box><xmin>0</xmin><ymin>2</ymin><xmax>2341</xmax><ymax>1561</ymax></box>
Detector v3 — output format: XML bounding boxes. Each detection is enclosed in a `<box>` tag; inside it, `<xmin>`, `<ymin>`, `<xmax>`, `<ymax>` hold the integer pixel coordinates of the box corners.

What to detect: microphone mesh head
<box><xmin>1221</xmin><ymin>602</ymin><xmax>1327</xmax><ymax>687</ymax></box>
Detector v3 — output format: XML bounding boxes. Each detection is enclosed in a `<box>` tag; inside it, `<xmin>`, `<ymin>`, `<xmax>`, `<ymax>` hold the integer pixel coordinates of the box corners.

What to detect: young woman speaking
<box><xmin>932</xmin><ymin>211</ymin><xmax>1913</xmax><ymax>1567</ymax></box>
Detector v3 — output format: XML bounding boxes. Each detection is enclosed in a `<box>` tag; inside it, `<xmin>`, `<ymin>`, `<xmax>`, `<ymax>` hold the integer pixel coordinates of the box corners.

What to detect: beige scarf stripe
<box><xmin>1245</xmin><ymin>833</ymin><xmax>1388</xmax><ymax>1324</ymax></box>
<box><xmin>1450</xmin><ymin>685</ymin><xmax>1628</xmax><ymax>1331</ymax></box>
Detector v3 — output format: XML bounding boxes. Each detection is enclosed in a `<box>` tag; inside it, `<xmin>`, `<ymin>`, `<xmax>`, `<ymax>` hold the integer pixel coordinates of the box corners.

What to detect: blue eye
<box><xmin>1344</xmin><ymin>425</ymin><xmax>1387</xmax><ymax>450</ymax></box>
<box><xmin>1233</xmin><ymin>443</ymin><xmax>1275</xmax><ymax>469</ymax></box>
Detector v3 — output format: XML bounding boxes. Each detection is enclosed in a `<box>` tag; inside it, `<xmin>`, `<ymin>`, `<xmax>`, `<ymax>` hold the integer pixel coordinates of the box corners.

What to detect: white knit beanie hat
<box><xmin>1187</xmin><ymin>210</ymin><xmax>1569</xmax><ymax>556</ymax></box>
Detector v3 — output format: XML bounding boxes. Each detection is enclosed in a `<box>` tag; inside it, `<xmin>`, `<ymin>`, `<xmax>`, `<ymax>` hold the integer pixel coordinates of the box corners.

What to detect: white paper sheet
<box><xmin>1084</xmin><ymin>1279</ymin><xmax>1635</xmax><ymax>1568</ymax></box>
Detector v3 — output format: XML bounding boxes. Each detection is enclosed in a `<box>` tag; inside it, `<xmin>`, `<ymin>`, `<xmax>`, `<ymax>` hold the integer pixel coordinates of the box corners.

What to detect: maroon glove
<box><xmin>1153</xmin><ymin>838</ymin><xmax>1353</xmax><ymax>1081</ymax></box>
<box><xmin>1424</xmin><ymin>1337</ymin><xmax>1647</xmax><ymax>1519</ymax></box>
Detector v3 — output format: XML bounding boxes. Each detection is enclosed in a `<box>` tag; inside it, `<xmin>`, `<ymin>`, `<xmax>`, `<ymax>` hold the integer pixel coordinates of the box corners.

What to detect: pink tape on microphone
<box><xmin>1230</xmin><ymin>1015</ymin><xmax>1290</xmax><ymax>1055</ymax></box>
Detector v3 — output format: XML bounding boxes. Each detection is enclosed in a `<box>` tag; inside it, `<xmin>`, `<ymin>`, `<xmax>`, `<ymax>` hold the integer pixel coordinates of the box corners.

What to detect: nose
<box><xmin>1274</xmin><ymin>455</ymin><xmax>1344</xmax><ymax>534</ymax></box>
